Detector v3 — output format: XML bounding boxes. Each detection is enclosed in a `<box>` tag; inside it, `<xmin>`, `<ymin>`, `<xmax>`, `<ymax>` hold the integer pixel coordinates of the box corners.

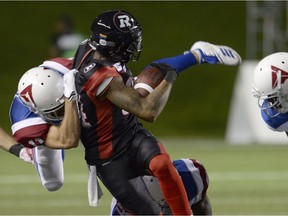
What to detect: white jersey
<box><xmin>10</xmin><ymin>57</ymin><xmax>73</xmax><ymax>147</ymax></box>
<box><xmin>9</xmin><ymin>57</ymin><xmax>73</xmax><ymax>192</ymax></box>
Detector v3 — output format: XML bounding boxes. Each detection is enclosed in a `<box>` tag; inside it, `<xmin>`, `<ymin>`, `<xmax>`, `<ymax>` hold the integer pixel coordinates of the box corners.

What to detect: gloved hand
<box><xmin>150</xmin><ymin>62</ymin><xmax>178</xmax><ymax>83</ymax></box>
<box><xmin>63</xmin><ymin>69</ymin><xmax>78</xmax><ymax>101</ymax></box>
<box><xmin>19</xmin><ymin>148</ymin><xmax>34</xmax><ymax>165</ymax></box>
<box><xmin>9</xmin><ymin>143</ymin><xmax>34</xmax><ymax>165</ymax></box>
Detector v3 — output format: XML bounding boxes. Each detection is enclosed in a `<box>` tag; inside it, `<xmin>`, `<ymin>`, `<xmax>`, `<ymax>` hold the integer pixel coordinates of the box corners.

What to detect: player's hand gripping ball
<box><xmin>134</xmin><ymin>65</ymin><xmax>166</xmax><ymax>98</ymax></box>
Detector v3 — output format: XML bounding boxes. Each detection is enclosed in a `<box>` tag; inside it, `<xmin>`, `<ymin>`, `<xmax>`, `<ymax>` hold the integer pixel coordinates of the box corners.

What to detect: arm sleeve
<box><xmin>152</xmin><ymin>52</ymin><xmax>198</xmax><ymax>74</ymax></box>
<box><xmin>12</xmin><ymin>119</ymin><xmax>50</xmax><ymax>148</ymax></box>
<box><xmin>10</xmin><ymin>95</ymin><xmax>51</xmax><ymax>148</ymax></box>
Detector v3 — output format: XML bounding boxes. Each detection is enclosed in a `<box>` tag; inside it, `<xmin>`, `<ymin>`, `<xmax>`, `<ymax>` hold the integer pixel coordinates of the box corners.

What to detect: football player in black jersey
<box><xmin>60</xmin><ymin>9</ymin><xmax>241</xmax><ymax>215</ymax></box>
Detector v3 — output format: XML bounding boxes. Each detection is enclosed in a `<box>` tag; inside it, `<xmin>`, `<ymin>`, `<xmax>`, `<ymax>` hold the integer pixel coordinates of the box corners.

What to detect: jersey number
<box><xmin>28</xmin><ymin>138</ymin><xmax>44</xmax><ymax>147</ymax></box>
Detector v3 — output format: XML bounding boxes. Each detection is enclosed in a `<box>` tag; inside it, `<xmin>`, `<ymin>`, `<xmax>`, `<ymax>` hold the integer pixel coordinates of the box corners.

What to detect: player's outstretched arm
<box><xmin>0</xmin><ymin>127</ymin><xmax>34</xmax><ymax>164</ymax></box>
<box><xmin>0</xmin><ymin>127</ymin><xmax>18</xmax><ymax>152</ymax></box>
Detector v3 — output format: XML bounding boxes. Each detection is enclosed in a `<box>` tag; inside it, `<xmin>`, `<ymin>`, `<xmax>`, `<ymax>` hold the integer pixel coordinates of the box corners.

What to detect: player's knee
<box><xmin>36</xmin><ymin>153</ymin><xmax>56</xmax><ymax>165</ymax></box>
<box><xmin>35</xmin><ymin>147</ymin><xmax>61</xmax><ymax>165</ymax></box>
<box><xmin>149</xmin><ymin>154</ymin><xmax>173</xmax><ymax>178</ymax></box>
<box><xmin>44</xmin><ymin>181</ymin><xmax>63</xmax><ymax>192</ymax></box>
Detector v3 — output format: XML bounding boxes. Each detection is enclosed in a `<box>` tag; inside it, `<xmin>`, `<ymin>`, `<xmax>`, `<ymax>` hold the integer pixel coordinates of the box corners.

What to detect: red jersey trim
<box><xmin>83</xmin><ymin>66</ymin><xmax>120</xmax><ymax>97</ymax></box>
<box><xmin>13</xmin><ymin>124</ymin><xmax>50</xmax><ymax>148</ymax></box>
<box><xmin>82</xmin><ymin>66</ymin><xmax>121</xmax><ymax>159</ymax></box>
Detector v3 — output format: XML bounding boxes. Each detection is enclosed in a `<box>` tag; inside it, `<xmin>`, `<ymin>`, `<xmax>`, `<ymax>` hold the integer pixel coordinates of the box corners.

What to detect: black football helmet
<box><xmin>90</xmin><ymin>10</ymin><xmax>143</xmax><ymax>63</ymax></box>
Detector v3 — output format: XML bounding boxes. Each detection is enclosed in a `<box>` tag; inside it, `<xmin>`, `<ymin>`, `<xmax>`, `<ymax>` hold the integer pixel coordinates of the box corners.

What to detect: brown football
<box><xmin>134</xmin><ymin>66</ymin><xmax>166</xmax><ymax>98</ymax></box>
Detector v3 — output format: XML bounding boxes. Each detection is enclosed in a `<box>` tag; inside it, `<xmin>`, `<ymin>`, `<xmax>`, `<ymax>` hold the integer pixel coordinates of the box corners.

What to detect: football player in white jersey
<box><xmin>252</xmin><ymin>52</ymin><xmax>288</xmax><ymax>132</ymax></box>
<box><xmin>5</xmin><ymin>57</ymin><xmax>80</xmax><ymax>191</ymax></box>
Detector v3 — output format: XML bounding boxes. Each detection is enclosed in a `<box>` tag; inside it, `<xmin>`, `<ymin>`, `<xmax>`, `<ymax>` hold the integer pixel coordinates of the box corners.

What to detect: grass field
<box><xmin>1</xmin><ymin>138</ymin><xmax>288</xmax><ymax>215</ymax></box>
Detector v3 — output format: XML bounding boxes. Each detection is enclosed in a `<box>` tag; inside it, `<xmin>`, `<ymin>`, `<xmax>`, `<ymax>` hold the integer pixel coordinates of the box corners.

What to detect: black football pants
<box><xmin>96</xmin><ymin>129</ymin><xmax>162</xmax><ymax>215</ymax></box>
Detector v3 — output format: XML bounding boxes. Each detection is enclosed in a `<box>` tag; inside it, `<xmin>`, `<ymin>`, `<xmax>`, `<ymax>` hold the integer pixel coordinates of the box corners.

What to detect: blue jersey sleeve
<box><xmin>9</xmin><ymin>95</ymin><xmax>38</xmax><ymax>125</ymax></box>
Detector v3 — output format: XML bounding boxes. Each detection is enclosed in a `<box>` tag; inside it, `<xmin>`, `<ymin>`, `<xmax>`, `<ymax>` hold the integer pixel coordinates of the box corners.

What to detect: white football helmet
<box><xmin>252</xmin><ymin>52</ymin><xmax>288</xmax><ymax>117</ymax></box>
<box><xmin>17</xmin><ymin>67</ymin><xmax>64</xmax><ymax>122</ymax></box>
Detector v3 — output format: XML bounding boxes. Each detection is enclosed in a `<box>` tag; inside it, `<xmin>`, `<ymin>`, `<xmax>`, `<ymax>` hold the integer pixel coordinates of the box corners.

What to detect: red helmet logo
<box><xmin>271</xmin><ymin>65</ymin><xmax>288</xmax><ymax>89</ymax></box>
<box><xmin>20</xmin><ymin>84</ymin><xmax>35</xmax><ymax>104</ymax></box>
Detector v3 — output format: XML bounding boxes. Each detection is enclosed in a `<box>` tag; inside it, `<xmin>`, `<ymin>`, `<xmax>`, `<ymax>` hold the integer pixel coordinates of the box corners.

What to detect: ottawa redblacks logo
<box><xmin>113</xmin><ymin>12</ymin><xmax>133</xmax><ymax>33</ymax></box>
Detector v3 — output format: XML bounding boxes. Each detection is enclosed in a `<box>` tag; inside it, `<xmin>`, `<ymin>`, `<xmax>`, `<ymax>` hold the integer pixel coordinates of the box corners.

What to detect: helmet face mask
<box><xmin>253</xmin><ymin>89</ymin><xmax>286</xmax><ymax>117</ymax></box>
<box><xmin>252</xmin><ymin>52</ymin><xmax>288</xmax><ymax>117</ymax></box>
<box><xmin>17</xmin><ymin>67</ymin><xmax>65</xmax><ymax>122</ymax></box>
<box><xmin>90</xmin><ymin>10</ymin><xmax>143</xmax><ymax>63</ymax></box>
<box><xmin>127</xmin><ymin>30</ymin><xmax>143</xmax><ymax>61</ymax></box>
<box><xmin>38</xmin><ymin>97</ymin><xmax>65</xmax><ymax>122</ymax></box>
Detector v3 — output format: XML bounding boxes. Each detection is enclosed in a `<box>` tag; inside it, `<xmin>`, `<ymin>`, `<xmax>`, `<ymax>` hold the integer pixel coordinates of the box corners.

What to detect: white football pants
<box><xmin>33</xmin><ymin>145</ymin><xmax>64</xmax><ymax>191</ymax></box>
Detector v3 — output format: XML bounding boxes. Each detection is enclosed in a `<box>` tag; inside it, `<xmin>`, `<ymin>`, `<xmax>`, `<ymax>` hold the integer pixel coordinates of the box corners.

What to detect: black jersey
<box><xmin>73</xmin><ymin>40</ymin><xmax>142</xmax><ymax>165</ymax></box>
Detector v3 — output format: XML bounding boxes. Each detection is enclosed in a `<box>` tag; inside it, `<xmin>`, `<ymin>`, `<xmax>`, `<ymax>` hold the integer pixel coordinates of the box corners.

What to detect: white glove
<box><xmin>19</xmin><ymin>148</ymin><xmax>34</xmax><ymax>165</ymax></box>
<box><xmin>63</xmin><ymin>69</ymin><xmax>78</xmax><ymax>101</ymax></box>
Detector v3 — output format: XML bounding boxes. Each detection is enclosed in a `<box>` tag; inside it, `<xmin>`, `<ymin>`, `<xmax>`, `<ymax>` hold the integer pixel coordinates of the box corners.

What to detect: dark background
<box><xmin>0</xmin><ymin>1</ymin><xmax>246</xmax><ymax>137</ymax></box>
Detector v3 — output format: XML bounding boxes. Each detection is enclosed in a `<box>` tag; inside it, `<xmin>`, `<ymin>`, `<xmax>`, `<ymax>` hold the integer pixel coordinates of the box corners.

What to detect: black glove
<box><xmin>150</xmin><ymin>62</ymin><xmax>178</xmax><ymax>83</ymax></box>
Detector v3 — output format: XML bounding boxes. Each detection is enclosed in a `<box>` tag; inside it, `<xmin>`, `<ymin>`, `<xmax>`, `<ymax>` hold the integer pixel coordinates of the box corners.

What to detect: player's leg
<box><xmin>141</xmin><ymin>158</ymin><xmax>212</xmax><ymax>215</ymax></box>
<box><xmin>109</xmin><ymin>176</ymin><xmax>160</xmax><ymax>215</ymax></box>
<box><xmin>97</xmin><ymin>154</ymin><xmax>161</xmax><ymax>215</ymax></box>
<box><xmin>131</xmin><ymin>130</ymin><xmax>191</xmax><ymax>215</ymax></box>
<box><xmin>33</xmin><ymin>145</ymin><xmax>64</xmax><ymax>191</ymax></box>
<box><xmin>149</xmin><ymin>154</ymin><xmax>191</xmax><ymax>215</ymax></box>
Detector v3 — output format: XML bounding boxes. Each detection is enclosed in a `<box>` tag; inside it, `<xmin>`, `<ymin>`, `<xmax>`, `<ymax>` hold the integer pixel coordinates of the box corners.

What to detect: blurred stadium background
<box><xmin>1</xmin><ymin>1</ymin><xmax>288</xmax><ymax>215</ymax></box>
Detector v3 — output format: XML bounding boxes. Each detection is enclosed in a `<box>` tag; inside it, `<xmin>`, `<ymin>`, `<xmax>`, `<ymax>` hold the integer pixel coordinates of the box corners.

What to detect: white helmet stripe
<box><xmin>11</xmin><ymin>117</ymin><xmax>47</xmax><ymax>134</ymax></box>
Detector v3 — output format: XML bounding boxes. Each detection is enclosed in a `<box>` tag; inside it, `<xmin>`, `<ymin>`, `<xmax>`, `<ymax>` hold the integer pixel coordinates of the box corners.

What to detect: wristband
<box><xmin>9</xmin><ymin>143</ymin><xmax>24</xmax><ymax>157</ymax></box>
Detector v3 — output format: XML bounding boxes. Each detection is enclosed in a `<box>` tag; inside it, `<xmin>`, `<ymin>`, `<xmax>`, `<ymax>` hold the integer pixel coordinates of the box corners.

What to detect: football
<box><xmin>134</xmin><ymin>66</ymin><xmax>166</xmax><ymax>97</ymax></box>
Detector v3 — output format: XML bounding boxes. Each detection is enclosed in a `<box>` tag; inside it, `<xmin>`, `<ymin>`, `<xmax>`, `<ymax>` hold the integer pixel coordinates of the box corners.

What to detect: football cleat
<box><xmin>190</xmin><ymin>41</ymin><xmax>242</xmax><ymax>66</ymax></box>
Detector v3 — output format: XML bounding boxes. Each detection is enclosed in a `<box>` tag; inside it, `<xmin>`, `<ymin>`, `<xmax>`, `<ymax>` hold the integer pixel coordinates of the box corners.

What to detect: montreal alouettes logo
<box><xmin>20</xmin><ymin>84</ymin><xmax>35</xmax><ymax>104</ymax></box>
<box><xmin>271</xmin><ymin>65</ymin><xmax>288</xmax><ymax>89</ymax></box>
